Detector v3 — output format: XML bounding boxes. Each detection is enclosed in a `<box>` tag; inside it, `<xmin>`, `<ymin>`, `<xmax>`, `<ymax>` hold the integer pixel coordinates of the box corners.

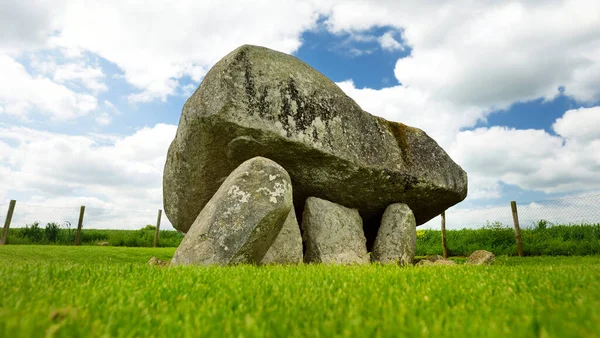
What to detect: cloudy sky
<box><xmin>1</xmin><ymin>0</ymin><xmax>600</xmax><ymax>230</ymax></box>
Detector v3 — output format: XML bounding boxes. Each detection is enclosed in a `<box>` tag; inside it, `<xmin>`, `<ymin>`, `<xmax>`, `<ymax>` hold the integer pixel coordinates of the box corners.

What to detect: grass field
<box><xmin>416</xmin><ymin>223</ymin><xmax>600</xmax><ymax>256</ymax></box>
<box><xmin>1</xmin><ymin>246</ymin><xmax>599</xmax><ymax>337</ymax></box>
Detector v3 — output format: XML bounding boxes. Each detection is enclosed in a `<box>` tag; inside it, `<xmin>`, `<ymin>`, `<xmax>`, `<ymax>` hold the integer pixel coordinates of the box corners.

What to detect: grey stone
<box><xmin>163</xmin><ymin>44</ymin><xmax>468</xmax><ymax>240</ymax></box>
<box><xmin>416</xmin><ymin>259</ymin><xmax>433</xmax><ymax>266</ymax></box>
<box><xmin>466</xmin><ymin>250</ymin><xmax>495</xmax><ymax>265</ymax></box>
<box><xmin>301</xmin><ymin>197</ymin><xmax>369</xmax><ymax>265</ymax></box>
<box><xmin>171</xmin><ymin>157</ymin><xmax>292</xmax><ymax>266</ymax></box>
<box><xmin>372</xmin><ymin>203</ymin><xmax>416</xmax><ymax>265</ymax></box>
<box><xmin>148</xmin><ymin>257</ymin><xmax>170</xmax><ymax>267</ymax></box>
<box><xmin>426</xmin><ymin>254</ymin><xmax>446</xmax><ymax>262</ymax></box>
<box><xmin>260</xmin><ymin>208</ymin><xmax>303</xmax><ymax>265</ymax></box>
<box><xmin>416</xmin><ymin>258</ymin><xmax>456</xmax><ymax>266</ymax></box>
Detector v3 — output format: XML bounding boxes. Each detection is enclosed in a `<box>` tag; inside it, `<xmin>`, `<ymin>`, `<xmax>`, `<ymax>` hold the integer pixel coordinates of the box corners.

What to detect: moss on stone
<box><xmin>376</xmin><ymin>116</ymin><xmax>418</xmax><ymax>167</ymax></box>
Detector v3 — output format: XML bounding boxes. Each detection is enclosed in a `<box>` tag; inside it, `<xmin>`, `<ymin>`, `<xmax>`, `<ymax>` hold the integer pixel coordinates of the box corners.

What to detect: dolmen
<box><xmin>165</xmin><ymin>45</ymin><xmax>468</xmax><ymax>266</ymax></box>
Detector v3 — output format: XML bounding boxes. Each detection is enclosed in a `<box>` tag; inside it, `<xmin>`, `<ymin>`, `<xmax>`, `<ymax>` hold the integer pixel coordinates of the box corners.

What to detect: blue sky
<box><xmin>1</xmin><ymin>1</ymin><xmax>600</xmax><ymax>229</ymax></box>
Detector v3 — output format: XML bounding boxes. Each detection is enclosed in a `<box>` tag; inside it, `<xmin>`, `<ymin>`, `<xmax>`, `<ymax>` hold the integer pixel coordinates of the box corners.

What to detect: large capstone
<box><xmin>163</xmin><ymin>44</ymin><xmax>468</xmax><ymax>244</ymax></box>
<box><xmin>171</xmin><ymin>156</ymin><xmax>292</xmax><ymax>266</ymax></box>
<box><xmin>301</xmin><ymin>197</ymin><xmax>369</xmax><ymax>265</ymax></box>
<box><xmin>260</xmin><ymin>208</ymin><xmax>303</xmax><ymax>265</ymax></box>
<box><xmin>372</xmin><ymin>203</ymin><xmax>417</xmax><ymax>266</ymax></box>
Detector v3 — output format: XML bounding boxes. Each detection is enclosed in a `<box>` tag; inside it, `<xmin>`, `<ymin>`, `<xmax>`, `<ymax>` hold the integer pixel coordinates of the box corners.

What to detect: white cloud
<box><xmin>0</xmin><ymin>55</ymin><xmax>97</xmax><ymax>119</ymax></box>
<box><xmin>6</xmin><ymin>1</ymin><xmax>598</xmax><ymax>110</ymax></box>
<box><xmin>45</xmin><ymin>0</ymin><xmax>324</xmax><ymax>102</ymax></box>
<box><xmin>94</xmin><ymin>112</ymin><xmax>111</xmax><ymax>126</ymax></box>
<box><xmin>553</xmin><ymin>106</ymin><xmax>600</xmax><ymax>142</ymax></box>
<box><xmin>325</xmin><ymin>0</ymin><xmax>600</xmax><ymax>109</ymax></box>
<box><xmin>447</xmin><ymin>106</ymin><xmax>600</xmax><ymax>198</ymax></box>
<box><xmin>31</xmin><ymin>56</ymin><xmax>108</xmax><ymax>93</ymax></box>
<box><xmin>378</xmin><ymin>31</ymin><xmax>404</xmax><ymax>51</ymax></box>
<box><xmin>336</xmin><ymin>80</ymin><xmax>483</xmax><ymax>150</ymax></box>
<box><xmin>0</xmin><ymin>0</ymin><xmax>67</xmax><ymax>55</ymax></box>
<box><xmin>0</xmin><ymin>124</ymin><xmax>177</xmax><ymax>229</ymax></box>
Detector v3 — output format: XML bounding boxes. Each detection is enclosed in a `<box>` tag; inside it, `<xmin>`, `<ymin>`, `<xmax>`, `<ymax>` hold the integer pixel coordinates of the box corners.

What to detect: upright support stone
<box><xmin>261</xmin><ymin>208</ymin><xmax>303</xmax><ymax>265</ymax></box>
<box><xmin>372</xmin><ymin>203</ymin><xmax>417</xmax><ymax>266</ymax></box>
<box><xmin>171</xmin><ymin>157</ymin><xmax>293</xmax><ymax>266</ymax></box>
<box><xmin>302</xmin><ymin>197</ymin><xmax>369</xmax><ymax>265</ymax></box>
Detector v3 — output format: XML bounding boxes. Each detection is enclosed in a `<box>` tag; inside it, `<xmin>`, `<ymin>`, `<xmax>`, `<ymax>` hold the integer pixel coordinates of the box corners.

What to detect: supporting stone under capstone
<box><xmin>171</xmin><ymin>156</ymin><xmax>293</xmax><ymax>266</ymax></box>
<box><xmin>371</xmin><ymin>203</ymin><xmax>417</xmax><ymax>266</ymax></box>
<box><xmin>301</xmin><ymin>197</ymin><xmax>369</xmax><ymax>265</ymax></box>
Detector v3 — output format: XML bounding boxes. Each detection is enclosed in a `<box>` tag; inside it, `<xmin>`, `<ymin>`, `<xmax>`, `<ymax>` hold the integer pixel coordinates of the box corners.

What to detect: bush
<box><xmin>22</xmin><ymin>222</ymin><xmax>44</xmax><ymax>243</ymax></box>
<box><xmin>45</xmin><ymin>222</ymin><xmax>60</xmax><ymax>243</ymax></box>
<box><xmin>416</xmin><ymin>222</ymin><xmax>600</xmax><ymax>257</ymax></box>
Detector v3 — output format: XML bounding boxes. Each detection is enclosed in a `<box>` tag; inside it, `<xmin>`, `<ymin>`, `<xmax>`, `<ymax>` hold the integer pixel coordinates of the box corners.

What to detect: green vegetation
<box><xmin>6</xmin><ymin>221</ymin><xmax>600</xmax><ymax>258</ymax></box>
<box><xmin>0</xmin><ymin>246</ymin><xmax>599</xmax><ymax>337</ymax></box>
<box><xmin>5</xmin><ymin>222</ymin><xmax>183</xmax><ymax>247</ymax></box>
<box><xmin>416</xmin><ymin>222</ymin><xmax>600</xmax><ymax>256</ymax></box>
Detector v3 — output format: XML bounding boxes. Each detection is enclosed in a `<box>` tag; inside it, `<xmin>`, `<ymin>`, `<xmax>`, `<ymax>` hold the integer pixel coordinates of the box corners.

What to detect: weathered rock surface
<box><xmin>301</xmin><ymin>197</ymin><xmax>369</xmax><ymax>265</ymax></box>
<box><xmin>148</xmin><ymin>257</ymin><xmax>170</xmax><ymax>267</ymax></box>
<box><xmin>171</xmin><ymin>157</ymin><xmax>292</xmax><ymax>266</ymax></box>
<box><xmin>260</xmin><ymin>208</ymin><xmax>303</xmax><ymax>265</ymax></box>
<box><xmin>425</xmin><ymin>254</ymin><xmax>446</xmax><ymax>262</ymax></box>
<box><xmin>372</xmin><ymin>203</ymin><xmax>416</xmax><ymax>265</ymax></box>
<box><xmin>163</xmin><ymin>44</ymin><xmax>468</xmax><ymax>238</ymax></box>
<box><xmin>416</xmin><ymin>258</ymin><xmax>457</xmax><ymax>266</ymax></box>
<box><xmin>466</xmin><ymin>250</ymin><xmax>495</xmax><ymax>265</ymax></box>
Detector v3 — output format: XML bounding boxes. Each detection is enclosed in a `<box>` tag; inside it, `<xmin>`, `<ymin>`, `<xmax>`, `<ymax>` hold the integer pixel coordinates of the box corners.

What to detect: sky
<box><xmin>1</xmin><ymin>0</ymin><xmax>600</xmax><ymax>230</ymax></box>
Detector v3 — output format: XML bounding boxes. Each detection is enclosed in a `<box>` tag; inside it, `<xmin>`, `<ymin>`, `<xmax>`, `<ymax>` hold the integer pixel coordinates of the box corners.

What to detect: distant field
<box><xmin>0</xmin><ymin>246</ymin><xmax>598</xmax><ymax>337</ymax></box>
<box><xmin>5</xmin><ymin>223</ymin><xmax>600</xmax><ymax>257</ymax></box>
<box><xmin>5</xmin><ymin>226</ymin><xmax>184</xmax><ymax>247</ymax></box>
<box><xmin>416</xmin><ymin>223</ymin><xmax>600</xmax><ymax>256</ymax></box>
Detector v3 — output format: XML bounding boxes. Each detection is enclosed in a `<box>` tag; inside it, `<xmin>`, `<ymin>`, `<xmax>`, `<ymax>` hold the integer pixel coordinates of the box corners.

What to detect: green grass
<box><xmin>6</xmin><ymin>223</ymin><xmax>600</xmax><ymax>258</ymax></box>
<box><xmin>1</xmin><ymin>246</ymin><xmax>599</xmax><ymax>337</ymax></box>
<box><xmin>416</xmin><ymin>223</ymin><xmax>600</xmax><ymax>256</ymax></box>
<box><xmin>6</xmin><ymin>226</ymin><xmax>184</xmax><ymax>247</ymax></box>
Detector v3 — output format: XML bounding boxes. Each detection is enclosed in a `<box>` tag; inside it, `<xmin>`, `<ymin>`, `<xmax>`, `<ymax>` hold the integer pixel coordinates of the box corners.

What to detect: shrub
<box><xmin>22</xmin><ymin>222</ymin><xmax>44</xmax><ymax>243</ymax></box>
<box><xmin>45</xmin><ymin>222</ymin><xmax>61</xmax><ymax>243</ymax></box>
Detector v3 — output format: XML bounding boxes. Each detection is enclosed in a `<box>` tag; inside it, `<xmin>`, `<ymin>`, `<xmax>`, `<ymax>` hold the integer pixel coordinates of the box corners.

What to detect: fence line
<box><xmin>421</xmin><ymin>193</ymin><xmax>600</xmax><ymax>230</ymax></box>
<box><xmin>2</xmin><ymin>193</ymin><xmax>600</xmax><ymax>241</ymax></box>
<box><xmin>0</xmin><ymin>201</ymin><xmax>172</xmax><ymax>246</ymax></box>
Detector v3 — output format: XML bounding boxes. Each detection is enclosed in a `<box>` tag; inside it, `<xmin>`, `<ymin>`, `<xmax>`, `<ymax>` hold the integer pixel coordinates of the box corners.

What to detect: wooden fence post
<box><xmin>75</xmin><ymin>206</ymin><xmax>85</xmax><ymax>246</ymax></box>
<box><xmin>441</xmin><ymin>210</ymin><xmax>448</xmax><ymax>258</ymax></box>
<box><xmin>154</xmin><ymin>209</ymin><xmax>162</xmax><ymax>248</ymax></box>
<box><xmin>510</xmin><ymin>201</ymin><xmax>524</xmax><ymax>257</ymax></box>
<box><xmin>1</xmin><ymin>200</ymin><xmax>17</xmax><ymax>245</ymax></box>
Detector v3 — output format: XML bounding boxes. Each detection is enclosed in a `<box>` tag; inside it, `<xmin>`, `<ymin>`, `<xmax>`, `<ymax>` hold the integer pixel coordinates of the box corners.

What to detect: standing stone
<box><xmin>466</xmin><ymin>250</ymin><xmax>495</xmax><ymax>265</ymax></box>
<box><xmin>261</xmin><ymin>208</ymin><xmax>303</xmax><ymax>265</ymax></box>
<box><xmin>163</xmin><ymin>44</ymin><xmax>468</xmax><ymax>237</ymax></box>
<box><xmin>171</xmin><ymin>157</ymin><xmax>292</xmax><ymax>266</ymax></box>
<box><xmin>302</xmin><ymin>197</ymin><xmax>369</xmax><ymax>265</ymax></box>
<box><xmin>372</xmin><ymin>203</ymin><xmax>417</xmax><ymax>266</ymax></box>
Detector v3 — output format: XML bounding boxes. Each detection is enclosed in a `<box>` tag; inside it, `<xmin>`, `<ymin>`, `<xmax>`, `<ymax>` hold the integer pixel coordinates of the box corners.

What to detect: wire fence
<box><xmin>421</xmin><ymin>193</ymin><xmax>600</xmax><ymax>230</ymax></box>
<box><xmin>0</xmin><ymin>203</ymin><xmax>173</xmax><ymax>231</ymax></box>
<box><xmin>2</xmin><ymin>193</ymin><xmax>600</xmax><ymax>232</ymax></box>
